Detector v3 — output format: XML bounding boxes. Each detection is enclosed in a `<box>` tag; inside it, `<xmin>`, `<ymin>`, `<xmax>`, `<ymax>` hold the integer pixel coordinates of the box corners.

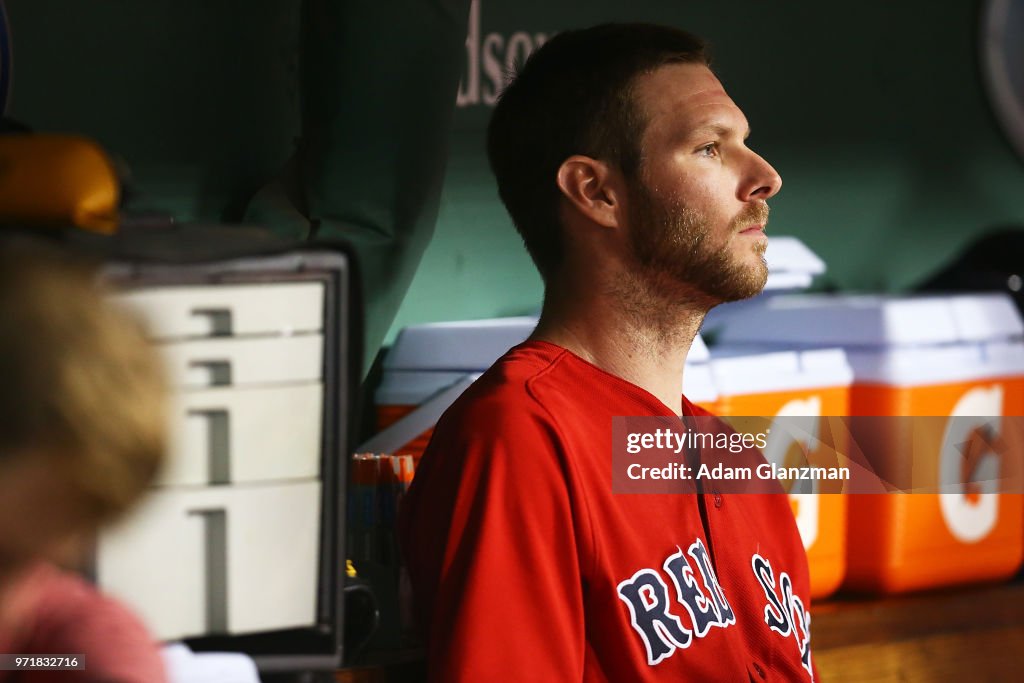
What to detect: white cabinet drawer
<box><xmin>158</xmin><ymin>335</ymin><xmax>323</xmax><ymax>388</ymax></box>
<box><xmin>97</xmin><ymin>480</ymin><xmax>321</xmax><ymax>640</ymax></box>
<box><xmin>113</xmin><ymin>282</ymin><xmax>324</xmax><ymax>340</ymax></box>
<box><xmin>159</xmin><ymin>383</ymin><xmax>323</xmax><ymax>487</ymax></box>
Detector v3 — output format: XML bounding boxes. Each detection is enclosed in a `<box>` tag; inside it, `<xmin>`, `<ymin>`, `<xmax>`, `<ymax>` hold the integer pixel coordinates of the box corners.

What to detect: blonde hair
<box><xmin>0</xmin><ymin>237</ymin><xmax>168</xmax><ymax>524</ymax></box>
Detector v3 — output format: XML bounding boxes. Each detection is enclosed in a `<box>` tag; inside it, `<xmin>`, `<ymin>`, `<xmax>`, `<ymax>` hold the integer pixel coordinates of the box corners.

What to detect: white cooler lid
<box><xmin>709</xmin><ymin>347</ymin><xmax>853</xmax><ymax>396</ymax></box>
<box><xmin>683</xmin><ymin>364</ymin><xmax>719</xmax><ymax>404</ymax></box>
<box><xmin>949</xmin><ymin>294</ymin><xmax>1024</xmax><ymax>341</ymax></box>
<box><xmin>842</xmin><ymin>342</ymin><xmax>1024</xmax><ymax>385</ymax></box>
<box><xmin>682</xmin><ymin>335</ymin><xmax>715</xmax><ymax>402</ymax></box>
<box><xmin>716</xmin><ymin>293</ymin><xmax>1023</xmax><ymax>347</ymax></box>
<box><xmin>376</xmin><ymin>370</ymin><xmax>470</xmax><ymax>406</ymax></box>
<box><xmin>715</xmin><ymin>293</ymin><xmax>1024</xmax><ymax>385</ymax></box>
<box><xmin>762</xmin><ymin>236</ymin><xmax>826</xmax><ymax>291</ymax></box>
<box><xmin>384</xmin><ymin>316</ymin><xmax>539</xmax><ymax>372</ymax></box>
<box><xmin>689</xmin><ymin>333</ymin><xmax>710</xmax><ymax>362</ymax></box>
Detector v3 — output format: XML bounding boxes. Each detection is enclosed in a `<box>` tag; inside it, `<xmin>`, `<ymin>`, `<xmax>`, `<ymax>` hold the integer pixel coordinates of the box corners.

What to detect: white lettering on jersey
<box><xmin>616</xmin><ymin>539</ymin><xmax>734</xmax><ymax>666</ymax></box>
<box><xmin>751</xmin><ymin>554</ymin><xmax>813</xmax><ymax>679</ymax></box>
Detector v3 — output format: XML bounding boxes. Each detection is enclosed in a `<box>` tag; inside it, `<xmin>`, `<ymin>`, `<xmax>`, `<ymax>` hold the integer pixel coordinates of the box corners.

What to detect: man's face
<box><xmin>625</xmin><ymin>63</ymin><xmax>782</xmax><ymax>304</ymax></box>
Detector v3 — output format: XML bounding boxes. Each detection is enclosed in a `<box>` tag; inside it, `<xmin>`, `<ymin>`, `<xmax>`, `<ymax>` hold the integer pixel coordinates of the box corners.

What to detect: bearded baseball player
<box><xmin>399</xmin><ymin>23</ymin><xmax>816</xmax><ymax>682</ymax></box>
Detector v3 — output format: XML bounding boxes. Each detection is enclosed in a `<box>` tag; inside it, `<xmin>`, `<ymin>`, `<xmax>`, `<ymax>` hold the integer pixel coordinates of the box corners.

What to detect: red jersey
<box><xmin>399</xmin><ymin>341</ymin><xmax>815</xmax><ymax>682</ymax></box>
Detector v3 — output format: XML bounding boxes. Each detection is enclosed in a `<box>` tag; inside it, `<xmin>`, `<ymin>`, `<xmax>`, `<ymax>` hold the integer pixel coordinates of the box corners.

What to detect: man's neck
<box><xmin>530</xmin><ymin>272</ymin><xmax>710</xmax><ymax>415</ymax></box>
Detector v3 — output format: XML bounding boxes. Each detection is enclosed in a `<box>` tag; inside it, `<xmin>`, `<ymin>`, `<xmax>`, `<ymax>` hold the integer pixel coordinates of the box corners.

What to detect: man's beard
<box><xmin>627</xmin><ymin>182</ymin><xmax>769</xmax><ymax>306</ymax></box>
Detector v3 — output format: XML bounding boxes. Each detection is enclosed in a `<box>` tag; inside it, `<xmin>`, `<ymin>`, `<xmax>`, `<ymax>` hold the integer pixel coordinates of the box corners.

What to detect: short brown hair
<box><xmin>487</xmin><ymin>23</ymin><xmax>710</xmax><ymax>281</ymax></box>
<box><xmin>0</xmin><ymin>238</ymin><xmax>168</xmax><ymax>523</ymax></box>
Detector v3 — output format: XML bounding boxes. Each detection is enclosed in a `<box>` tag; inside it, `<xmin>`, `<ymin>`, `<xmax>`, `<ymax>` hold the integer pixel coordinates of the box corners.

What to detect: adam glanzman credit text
<box><xmin>623</xmin><ymin>428</ymin><xmax>851</xmax><ymax>482</ymax></box>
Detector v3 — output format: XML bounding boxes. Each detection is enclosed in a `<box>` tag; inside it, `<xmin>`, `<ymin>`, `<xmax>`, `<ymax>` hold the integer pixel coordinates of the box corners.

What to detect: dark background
<box><xmin>7</xmin><ymin>0</ymin><xmax>1023</xmax><ymax>343</ymax></box>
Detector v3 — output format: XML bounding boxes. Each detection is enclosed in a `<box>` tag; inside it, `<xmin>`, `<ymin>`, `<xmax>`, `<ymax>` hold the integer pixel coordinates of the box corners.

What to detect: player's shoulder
<box><xmin>432</xmin><ymin>340</ymin><xmax>580</xmax><ymax>440</ymax></box>
<box><xmin>410</xmin><ymin>342</ymin><xmax>575</xmax><ymax>487</ymax></box>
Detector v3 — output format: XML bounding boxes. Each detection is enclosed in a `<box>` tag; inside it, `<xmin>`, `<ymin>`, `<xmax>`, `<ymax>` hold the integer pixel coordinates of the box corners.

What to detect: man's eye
<box><xmin>698</xmin><ymin>143</ymin><xmax>719</xmax><ymax>157</ymax></box>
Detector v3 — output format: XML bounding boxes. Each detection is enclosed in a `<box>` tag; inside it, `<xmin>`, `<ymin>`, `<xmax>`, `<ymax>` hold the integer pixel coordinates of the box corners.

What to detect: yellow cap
<box><xmin>0</xmin><ymin>134</ymin><xmax>120</xmax><ymax>234</ymax></box>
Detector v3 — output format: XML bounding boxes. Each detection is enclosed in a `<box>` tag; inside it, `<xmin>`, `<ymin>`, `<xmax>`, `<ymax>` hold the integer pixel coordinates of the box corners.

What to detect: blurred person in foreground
<box><xmin>400</xmin><ymin>24</ymin><xmax>817</xmax><ymax>681</ymax></box>
<box><xmin>0</xmin><ymin>239</ymin><xmax>169</xmax><ymax>683</ymax></box>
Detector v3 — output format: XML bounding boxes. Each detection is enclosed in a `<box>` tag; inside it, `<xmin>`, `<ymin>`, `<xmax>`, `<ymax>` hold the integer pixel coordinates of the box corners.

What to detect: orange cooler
<box><xmin>718</xmin><ymin>293</ymin><xmax>1024</xmax><ymax>593</ymax></box>
<box><xmin>709</xmin><ymin>348</ymin><xmax>853</xmax><ymax>599</ymax></box>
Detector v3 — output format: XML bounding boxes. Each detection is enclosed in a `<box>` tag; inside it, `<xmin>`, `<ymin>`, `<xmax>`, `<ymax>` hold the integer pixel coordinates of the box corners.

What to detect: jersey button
<box><xmin>752</xmin><ymin>662</ymin><xmax>765</xmax><ymax>679</ymax></box>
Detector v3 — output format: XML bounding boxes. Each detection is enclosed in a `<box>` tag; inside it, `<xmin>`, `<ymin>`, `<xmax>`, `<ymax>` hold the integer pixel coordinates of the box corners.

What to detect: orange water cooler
<box><xmin>708</xmin><ymin>348</ymin><xmax>853</xmax><ymax>599</ymax></box>
<box><xmin>718</xmin><ymin>293</ymin><xmax>1024</xmax><ymax>594</ymax></box>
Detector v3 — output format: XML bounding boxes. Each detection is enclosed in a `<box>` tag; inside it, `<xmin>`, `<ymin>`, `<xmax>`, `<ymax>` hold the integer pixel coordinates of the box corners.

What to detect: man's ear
<box><xmin>556</xmin><ymin>156</ymin><xmax>625</xmax><ymax>230</ymax></box>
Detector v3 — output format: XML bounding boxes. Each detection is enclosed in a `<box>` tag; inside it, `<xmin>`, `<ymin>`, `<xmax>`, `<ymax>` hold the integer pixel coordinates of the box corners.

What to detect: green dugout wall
<box><xmin>391</xmin><ymin>0</ymin><xmax>1024</xmax><ymax>341</ymax></box>
<box><xmin>7</xmin><ymin>1</ymin><xmax>1024</xmax><ymax>361</ymax></box>
<box><xmin>4</xmin><ymin>0</ymin><xmax>471</xmax><ymax>375</ymax></box>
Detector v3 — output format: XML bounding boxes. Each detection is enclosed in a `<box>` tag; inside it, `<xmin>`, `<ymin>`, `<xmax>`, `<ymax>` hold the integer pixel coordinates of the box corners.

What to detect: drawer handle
<box><xmin>187</xmin><ymin>410</ymin><xmax>231</xmax><ymax>484</ymax></box>
<box><xmin>188</xmin><ymin>360</ymin><xmax>232</xmax><ymax>387</ymax></box>
<box><xmin>190</xmin><ymin>308</ymin><xmax>233</xmax><ymax>336</ymax></box>
<box><xmin>187</xmin><ymin>508</ymin><xmax>227</xmax><ymax>633</ymax></box>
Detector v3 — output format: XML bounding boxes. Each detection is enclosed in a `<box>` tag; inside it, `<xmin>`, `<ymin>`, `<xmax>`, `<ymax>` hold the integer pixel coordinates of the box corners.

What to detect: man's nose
<box><xmin>740</xmin><ymin>152</ymin><xmax>782</xmax><ymax>201</ymax></box>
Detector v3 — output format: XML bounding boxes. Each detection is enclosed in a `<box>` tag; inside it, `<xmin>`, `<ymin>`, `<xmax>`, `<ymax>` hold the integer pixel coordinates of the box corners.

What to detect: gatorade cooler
<box><xmin>717</xmin><ymin>293</ymin><xmax>1024</xmax><ymax>593</ymax></box>
<box><xmin>708</xmin><ymin>348</ymin><xmax>853</xmax><ymax>599</ymax></box>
